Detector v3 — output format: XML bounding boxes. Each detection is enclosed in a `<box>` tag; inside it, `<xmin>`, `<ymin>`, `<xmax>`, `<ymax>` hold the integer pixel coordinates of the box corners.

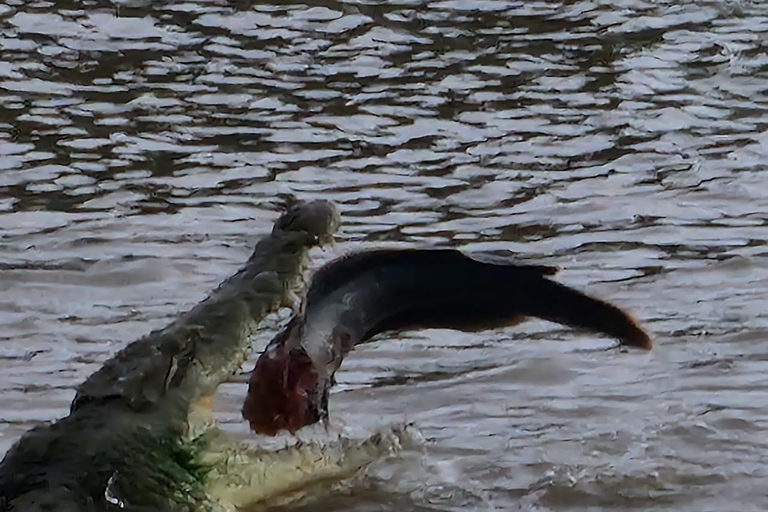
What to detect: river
<box><xmin>1</xmin><ymin>1</ymin><xmax>767</xmax><ymax>510</ymax></box>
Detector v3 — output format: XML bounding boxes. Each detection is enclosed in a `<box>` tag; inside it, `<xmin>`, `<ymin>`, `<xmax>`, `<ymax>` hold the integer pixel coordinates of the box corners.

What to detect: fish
<box><xmin>243</xmin><ymin>248</ymin><xmax>653</xmax><ymax>436</ymax></box>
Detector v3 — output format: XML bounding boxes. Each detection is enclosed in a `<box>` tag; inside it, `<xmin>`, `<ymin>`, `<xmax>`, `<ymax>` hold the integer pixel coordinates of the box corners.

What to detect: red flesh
<box><xmin>242</xmin><ymin>345</ymin><xmax>321</xmax><ymax>435</ymax></box>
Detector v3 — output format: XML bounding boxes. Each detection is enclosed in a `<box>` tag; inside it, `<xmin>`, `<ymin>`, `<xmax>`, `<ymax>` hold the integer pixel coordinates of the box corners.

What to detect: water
<box><xmin>1</xmin><ymin>0</ymin><xmax>767</xmax><ymax>510</ymax></box>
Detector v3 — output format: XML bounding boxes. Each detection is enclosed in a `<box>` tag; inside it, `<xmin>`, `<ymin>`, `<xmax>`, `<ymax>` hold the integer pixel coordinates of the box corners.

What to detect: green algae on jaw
<box><xmin>104</xmin><ymin>423</ymin><xmax>415</xmax><ymax>512</ymax></box>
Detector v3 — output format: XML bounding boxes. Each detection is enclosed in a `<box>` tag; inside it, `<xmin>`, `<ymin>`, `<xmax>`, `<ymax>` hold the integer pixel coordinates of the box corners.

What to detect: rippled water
<box><xmin>2</xmin><ymin>0</ymin><xmax>768</xmax><ymax>510</ymax></box>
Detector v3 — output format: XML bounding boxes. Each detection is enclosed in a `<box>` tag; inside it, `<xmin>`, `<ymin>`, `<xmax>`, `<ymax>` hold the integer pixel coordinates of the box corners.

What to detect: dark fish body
<box><xmin>302</xmin><ymin>249</ymin><xmax>650</xmax><ymax>372</ymax></box>
<box><xmin>244</xmin><ymin>249</ymin><xmax>652</xmax><ymax>435</ymax></box>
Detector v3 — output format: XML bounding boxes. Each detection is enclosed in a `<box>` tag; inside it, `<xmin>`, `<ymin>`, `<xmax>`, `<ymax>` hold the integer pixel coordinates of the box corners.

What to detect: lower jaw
<box><xmin>203</xmin><ymin>423</ymin><xmax>421</xmax><ymax>510</ymax></box>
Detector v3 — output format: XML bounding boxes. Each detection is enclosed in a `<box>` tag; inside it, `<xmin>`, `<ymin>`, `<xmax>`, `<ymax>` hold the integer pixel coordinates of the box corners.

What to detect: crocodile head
<box><xmin>272</xmin><ymin>199</ymin><xmax>341</xmax><ymax>246</ymax></box>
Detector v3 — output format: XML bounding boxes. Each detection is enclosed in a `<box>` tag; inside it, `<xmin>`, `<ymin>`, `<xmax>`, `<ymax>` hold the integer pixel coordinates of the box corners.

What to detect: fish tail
<box><xmin>521</xmin><ymin>278</ymin><xmax>652</xmax><ymax>349</ymax></box>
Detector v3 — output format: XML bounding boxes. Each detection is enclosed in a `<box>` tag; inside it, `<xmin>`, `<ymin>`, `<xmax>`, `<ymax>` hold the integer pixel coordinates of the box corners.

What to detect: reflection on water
<box><xmin>1</xmin><ymin>0</ymin><xmax>767</xmax><ymax>510</ymax></box>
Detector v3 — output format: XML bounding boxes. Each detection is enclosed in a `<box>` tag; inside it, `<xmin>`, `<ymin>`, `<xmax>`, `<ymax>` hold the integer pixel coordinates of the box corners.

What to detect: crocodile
<box><xmin>243</xmin><ymin>249</ymin><xmax>653</xmax><ymax>436</ymax></box>
<box><xmin>0</xmin><ymin>201</ymin><xmax>411</xmax><ymax>512</ymax></box>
